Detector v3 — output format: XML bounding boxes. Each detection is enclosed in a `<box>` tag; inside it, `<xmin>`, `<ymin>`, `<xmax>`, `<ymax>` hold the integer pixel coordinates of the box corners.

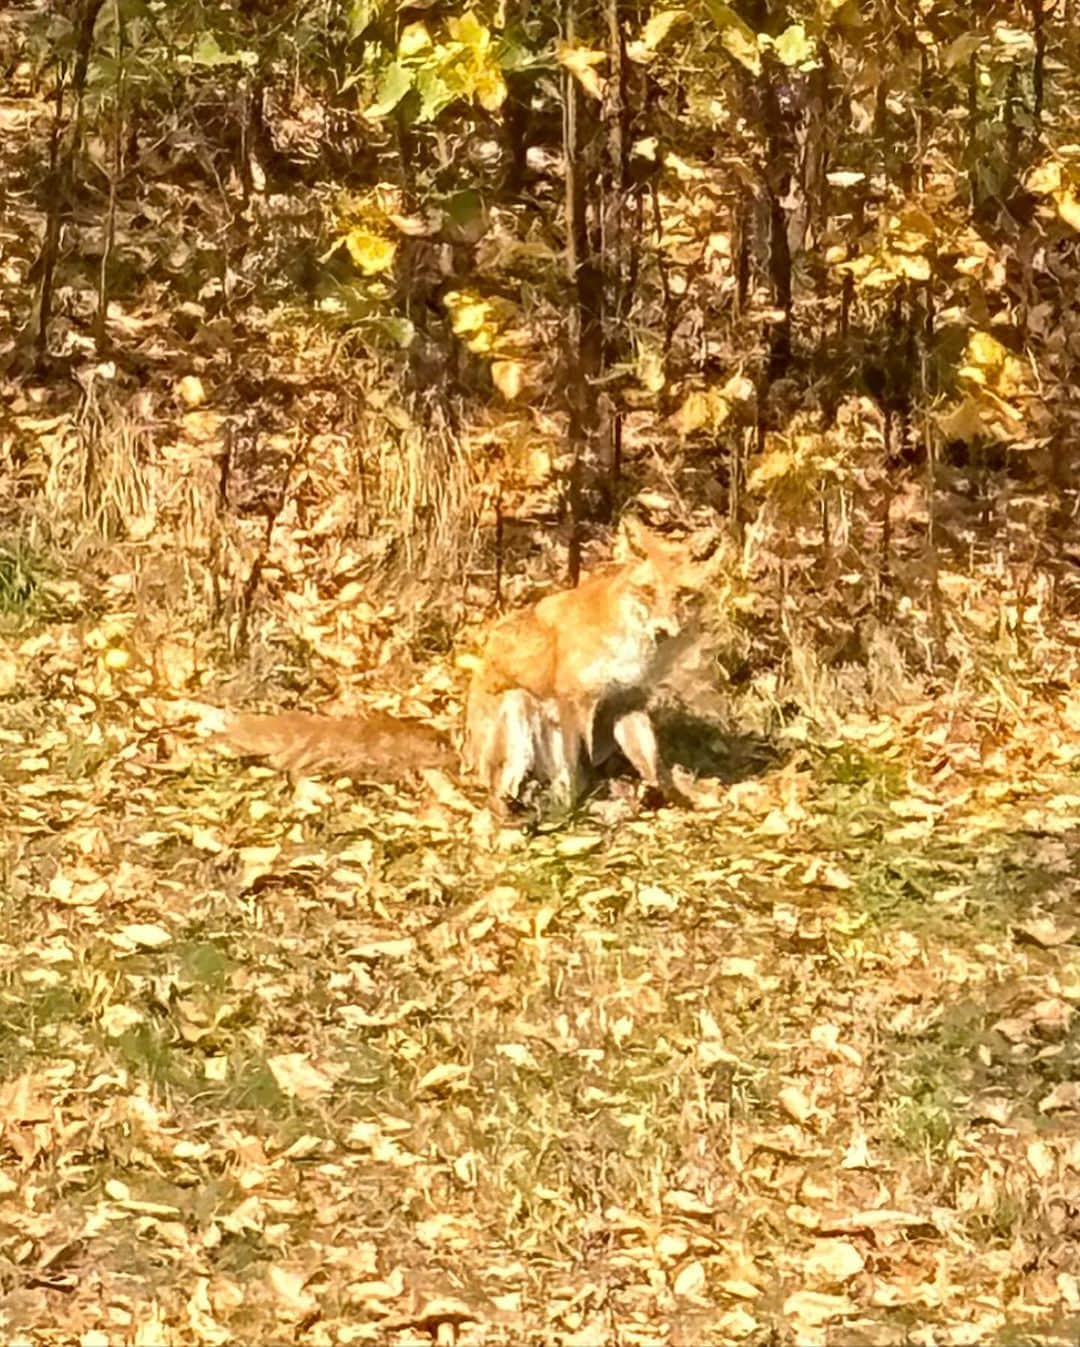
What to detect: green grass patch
<box><xmin>0</xmin><ymin>981</ymin><xmax>93</xmax><ymax>1073</ymax></box>
<box><xmin>0</xmin><ymin>538</ymin><xmax>43</xmax><ymax>619</ymax></box>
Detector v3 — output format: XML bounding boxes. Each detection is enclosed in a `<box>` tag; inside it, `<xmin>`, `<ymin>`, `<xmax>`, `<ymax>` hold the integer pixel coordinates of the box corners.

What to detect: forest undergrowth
<box><xmin>4</xmin><ymin>0</ymin><xmax>1080</xmax><ymax>1341</ymax></box>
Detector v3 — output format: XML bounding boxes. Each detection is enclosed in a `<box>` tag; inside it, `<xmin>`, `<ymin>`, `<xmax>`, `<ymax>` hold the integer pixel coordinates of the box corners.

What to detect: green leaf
<box><xmin>376</xmin><ymin>317</ymin><xmax>416</xmax><ymax>348</ymax></box>
<box><xmin>415</xmin><ymin>66</ymin><xmax>455</xmax><ymax>121</ymax></box>
<box><xmin>348</xmin><ymin>0</ymin><xmax>384</xmax><ymax>39</ymax></box>
<box><xmin>772</xmin><ymin>23</ymin><xmax>816</xmax><ymax>68</ymax></box>
<box><xmin>495</xmin><ymin>36</ymin><xmax>548</xmax><ymax>73</ymax></box>
<box><xmin>441</xmin><ymin>189</ymin><xmax>488</xmax><ymax>244</ymax></box>
<box><xmin>117</xmin><ymin>0</ymin><xmax>153</xmax><ymax>22</ymax></box>
<box><xmin>365</xmin><ymin>61</ymin><xmax>414</xmax><ymax>118</ymax></box>
<box><xmin>190</xmin><ymin>33</ymin><xmax>257</xmax><ymax>68</ymax></box>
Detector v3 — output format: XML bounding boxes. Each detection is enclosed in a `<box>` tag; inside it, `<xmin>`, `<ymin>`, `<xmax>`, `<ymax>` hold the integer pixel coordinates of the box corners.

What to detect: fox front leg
<box><xmin>548</xmin><ymin>698</ymin><xmax>588</xmax><ymax>804</ymax></box>
<box><xmin>612</xmin><ymin>710</ymin><xmax>692</xmax><ymax>808</ymax></box>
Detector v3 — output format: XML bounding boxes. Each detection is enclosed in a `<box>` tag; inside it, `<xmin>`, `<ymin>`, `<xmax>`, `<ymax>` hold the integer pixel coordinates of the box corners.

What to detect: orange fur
<box><xmin>221</xmin><ymin>710</ymin><xmax>454</xmax><ymax>781</ymax></box>
<box><xmin>465</xmin><ymin>521</ymin><xmax>700</xmax><ymax>805</ymax></box>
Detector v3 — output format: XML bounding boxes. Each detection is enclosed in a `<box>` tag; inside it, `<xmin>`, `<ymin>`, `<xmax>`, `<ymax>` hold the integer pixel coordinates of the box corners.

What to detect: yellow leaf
<box><xmin>103</xmin><ymin>645</ymin><xmax>131</xmax><ymax>671</ymax></box>
<box><xmin>398</xmin><ymin>21</ymin><xmax>431</xmax><ymax>56</ymax></box>
<box><xmin>556</xmin><ymin>41</ymin><xmax>608</xmax><ymax>98</ymax></box>
<box><xmin>996</xmin><ymin>353</ymin><xmax>1027</xmax><ymax>398</ymax></box>
<box><xmin>447</xmin><ymin>10</ymin><xmax>491</xmax><ymax>51</ymax></box>
<box><xmin>444</xmin><ymin>291</ymin><xmax>488</xmax><ymax>331</ymax></box>
<box><xmin>1026</xmin><ymin>158</ymin><xmax>1062</xmax><ymax>195</ymax></box>
<box><xmin>642</xmin><ymin>8</ymin><xmax>687</xmax><ymax>51</ymax></box>
<box><xmin>937</xmin><ymin>395</ymin><xmax>987</xmax><ymax>444</ymax></box>
<box><xmin>1054</xmin><ymin>188</ymin><xmax>1080</xmax><ymax>231</ymax></box>
<box><xmin>966</xmin><ymin>330</ymin><xmax>1007</xmax><ymax>371</ymax></box>
<box><xmin>748</xmin><ymin>448</ymin><xmax>794</xmax><ymax>491</ymax></box>
<box><xmin>474</xmin><ymin>65</ymin><xmax>507</xmax><ymax>111</ymax></box>
<box><xmin>444</xmin><ymin>290</ymin><xmax>500</xmax><ymax>351</ymax></box>
<box><xmin>673</xmin><ymin>389</ymin><xmax>712</xmax><ymax>436</ymax></box>
<box><xmin>772</xmin><ymin>23</ymin><xmax>816</xmax><ymax>67</ymax></box>
<box><xmin>637</xmin><ymin>346</ymin><xmax>666</xmax><ymax>392</ymax></box>
<box><xmin>345</xmin><ymin>229</ymin><xmax>397</xmax><ymax>274</ymax></box>
<box><xmin>491</xmin><ymin>359</ymin><xmax>524</xmax><ymax>399</ymax></box>
<box><xmin>895</xmin><ymin>253</ymin><xmax>931</xmax><ymax>281</ymax></box>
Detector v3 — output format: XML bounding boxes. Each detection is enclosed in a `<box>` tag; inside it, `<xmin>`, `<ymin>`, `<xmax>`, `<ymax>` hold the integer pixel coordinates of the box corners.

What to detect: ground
<box><xmin>2</xmin><ymin>603</ymin><xmax>1080</xmax><ymax>1347</ymax></box>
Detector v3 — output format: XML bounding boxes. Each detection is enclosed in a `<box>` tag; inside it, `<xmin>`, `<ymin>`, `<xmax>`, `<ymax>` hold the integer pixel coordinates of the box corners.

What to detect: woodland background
<box><xmin>2</xmin><ymin>1</ymin><xmax>1080</xmax><ymax>1344</ymax></box>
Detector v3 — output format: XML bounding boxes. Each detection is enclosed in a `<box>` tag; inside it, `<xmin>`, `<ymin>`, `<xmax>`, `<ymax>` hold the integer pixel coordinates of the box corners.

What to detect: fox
<box><xmin>465</xmin><ymin>519</ymin><xmax>704</xmax><ymax>808</ymax></box>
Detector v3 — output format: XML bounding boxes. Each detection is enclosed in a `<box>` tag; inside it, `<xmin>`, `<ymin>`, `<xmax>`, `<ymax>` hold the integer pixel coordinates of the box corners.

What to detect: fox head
<box><xmin>620</xmin><ymin>519</ymin><xmax>705</xmax><ymax>642</ymax></box>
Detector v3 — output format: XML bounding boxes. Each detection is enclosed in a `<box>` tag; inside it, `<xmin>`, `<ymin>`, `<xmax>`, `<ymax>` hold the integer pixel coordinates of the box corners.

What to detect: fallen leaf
<box><xmin>492</xmin><ymin>359</ymin><xmax>525</xmax><ymax>400</ymax></box>
<box><xmin>637</xmin><ymin>883</ymin><xmax>679</xmax><ymax>913</ymax></box>
<box><xmin>556</xmin><ymin>42</ymin><xmax>607</xmax><ymax>99</ymax></box>
<box><xmin>1014</xmin><ymin>916</ymin><xmax>1077</xmax><ymax>948</ymax></box>
<box><xmin>176</xmin><ymin>374</ymin><xmax>205</xmax><ymax>407</ymax></box>
<box><xmin>1040</xmin><ymin>1081</ymin><xmax>1080</xmax><ymax>1113</ymax></box>
<box><xmin>113</xmin><ymin>923</ymin><xmax>172</xmax><ymax>950</ymax></box>
<box><xmin>804</xmin><ymin>1238</ymin><xmax>865</xmax><ymax>1285</ymax></box>
<box><xmin>779</xmin><ymin>1084</ymin><xmax>814</xmax><ymax>1124</ymax></box>
<box><xmin>663</xmin><ymin>1189</ymin><xmax>714</xmax><ymax>1217</ymax></box>
<box><xmin>672</xmin><ymin>1259</ymin><xmax>706</xmax><ymax>1297</ymax></box>
<box><xmin>415</xmin><ymin>1062</ymin><xmax>471</xmax><ymax>1095</ymax></box>
<box><xmin>100</xmin><ymin>1004</ymin><xmax>145</xmax><ymax>1036</ymax></box>
<box><xmin>268</xmin><ymin>1053</ymin><xmax>337</xmax><ymax>1100</ymax></box>
<box><xmin>783</xmin><ymin>1289</ymin><xmax>855</xmax><ymax>1326</ymax></box>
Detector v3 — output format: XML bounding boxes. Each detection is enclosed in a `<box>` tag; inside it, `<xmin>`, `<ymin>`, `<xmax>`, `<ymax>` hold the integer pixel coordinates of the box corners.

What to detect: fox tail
<box><xmin>220</xmin><ymin>710</ymin><xmax>455</xmax><ymax>781</ymax></box>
